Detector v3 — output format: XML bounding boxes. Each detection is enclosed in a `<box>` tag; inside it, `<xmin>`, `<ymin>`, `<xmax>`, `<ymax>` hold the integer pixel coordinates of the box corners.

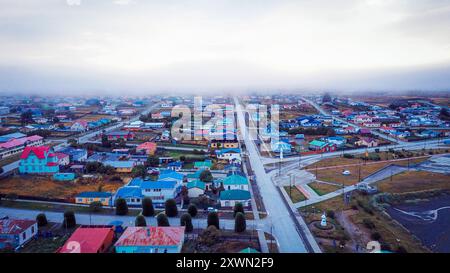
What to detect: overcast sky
<box><xmin>1</xmin><ymin>0</ymin><xmax>450</xmax><ymax>95</ymax></box>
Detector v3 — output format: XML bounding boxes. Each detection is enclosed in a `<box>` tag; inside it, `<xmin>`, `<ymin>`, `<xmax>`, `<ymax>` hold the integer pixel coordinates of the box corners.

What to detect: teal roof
<box><xmin>220</xmin><ymin>189</ymin><xmax>251</xmax><ymax>200</ymax></box>
<box><xmin>309</xmin><ymin>140</ymin><xmax>327</xmax><ymax>148</ymax></box>
<box><xmin>187</xmin><ymin>180</ymin><xmax>206</xmax><ymax>190</ymax></box>
<box><xmin>223</xmin><ymin>175</ymin><xmax>248</xmax><ymax>186</ymax></box>
<box><xmin>194</xmin><ymin>161</ymin><xmax>213</xmax><ymax>168</ymax></box>
<box><xmin>239</xmin><ymin>247</ymin><xmax>260</xmax><ymax>253</ymax></box>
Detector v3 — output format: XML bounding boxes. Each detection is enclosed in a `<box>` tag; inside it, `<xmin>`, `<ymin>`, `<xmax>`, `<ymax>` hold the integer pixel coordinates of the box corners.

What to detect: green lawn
<box><xmin>283</xmin><ymin>186</ymin><xmax>306</xmax><ymax>203</ymax></box>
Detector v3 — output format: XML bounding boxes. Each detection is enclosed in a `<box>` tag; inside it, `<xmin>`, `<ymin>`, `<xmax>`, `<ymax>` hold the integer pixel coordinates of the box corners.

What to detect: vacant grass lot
<box><xmin>283</xmin><ymin>186</ymin><xmax>306</xmax><ymax>203</ymax></box>
<box><xmin>0</xmin><ymin>175</ymin><xmax>124</xmax><ymax>199</ymax></box>
<box><xmin>377</xmin><ymin>171</ymin><xmax>450</xmax><ymax>194</ymax></box>
<box><xmin>308</xmin><ymin>182</ymin><xmax>342</xmax><ymax>196</ymax></box>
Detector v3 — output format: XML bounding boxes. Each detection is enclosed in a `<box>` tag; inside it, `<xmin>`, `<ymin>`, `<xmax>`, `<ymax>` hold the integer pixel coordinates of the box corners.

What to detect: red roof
<box><xmin>0</xmin><ymin>219</ymin><xmax>36</xmax><ymax>235</ymax></box>
<box><xmin>115</xmin><ymin>227</ymin><xmax>185</xmax><ymax>247</ymax></box>
<box><xmin>58</xmin><ymin>227</ymin><xmax>114</xmax><ymax>253</ymax></box>
<box><xmin>47</xmin><ymin>162</ymin><xmax>58</xmax><ymax>166</ymax></box>
<box><xmin>20</xmin><ymin>146</ymin><xmax>51</xmax><ymax>159</ymax></box>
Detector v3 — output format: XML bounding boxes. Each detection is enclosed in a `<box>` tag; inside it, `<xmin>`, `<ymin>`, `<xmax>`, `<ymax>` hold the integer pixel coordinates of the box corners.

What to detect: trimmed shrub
<box><xmin>115</xmin><ymin>198</ymin><xmax>128</xmax><ymax>216</ymax></box>
<box><xmin>36</xmin><ymin>213</ymin><xmax>48</xmax><ymax>227</ymax></box>
<box><xmin>142</xmin><ymin>197</ymin><xmax>155</xmax><ymax>217</ymax></box>
<box><xmin>207</xmin><ymin>212</ymin><xmax>220</xmax><ymax>229</ymax></box>
<box><xmin>63</xmin><ymin>211</ymin><xmax>76</xmax><ymax>229</ymax></box>
<box><xmin>180</xmin><ymin>213</ymin><xmax>193</xmax><ymax>233</ymax></box>
<box><xmin>157</xmin><ymin>213</ymin><xmax>170</xmax><ymax>227</ymax></box>
<box><xmin>187</xmin><ymin>204</ymin><xmax>198</xmax><ymax>218</ymax></box>
<box><xmin>233</xmin><ymin>202</ymin><xmax>244</xmax><ymax>218</ymax></box>
<box><xmin>234</xmin><ymin>212</ymin><xmax>246</xmax><ymax>233</ymax></box>
<box><xmin>135</xmin><ymin>215</ymin><xmax>147</xmax><ymax>227</ymax></box>
<box><xmin>165</xmin><ymin>199</ymin><xmax>178</xmax><ymax>217</ymax></box>
<box><xmin>89</xmin><ymin>201</ymin><xmax>103</xmax><ymax>213</ymax></box>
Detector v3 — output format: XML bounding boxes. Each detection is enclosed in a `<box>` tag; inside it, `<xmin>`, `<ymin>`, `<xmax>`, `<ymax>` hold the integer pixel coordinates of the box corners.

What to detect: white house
<box><xmin>0</xmin><ymin>219</ymin><xmax>38</xmax><ymax>250</ymax></box>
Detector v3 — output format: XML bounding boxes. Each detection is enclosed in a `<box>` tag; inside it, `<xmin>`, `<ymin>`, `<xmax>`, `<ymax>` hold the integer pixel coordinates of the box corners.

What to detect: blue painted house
<box><xmin>19</xmin><ymin>146</ymin><xmax>59</xmax><ymax>174</ymax></box>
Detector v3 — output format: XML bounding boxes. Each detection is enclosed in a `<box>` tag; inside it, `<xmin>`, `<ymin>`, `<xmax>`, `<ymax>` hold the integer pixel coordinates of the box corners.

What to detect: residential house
<box><xmin>55</xmin><ymin>152</ymin><xmax>70</xmax><ymax>166</ymax></box>
<box><xmin>308</xmin><ymin>140</ymin><xmax>337</xmax><ymax>153</ymax></box>
<box><xmin>115</xmin><ymin>227</ymin><xmax>185</xmax><ymax>253</ymax></box>
<box><xmin>355</xmin><ymin>137</ymin><xmax>379</xmax><ymax>147</ymax></box>
<box><xmin>210</xmin><ymin>139</ymin><xmax>239</xmax><ymax>149</ymax></box>
<box><xmin>70</xmin><ymin>120</ymin><xmax>89</xmax><ymax>132</ymax></box>
<box><xmin>53</xmin><ymin>172</ymin><xmax>76</xmax><ymax>181</ymax></box>
<box><xmin>271</xmin><ymin>140</ymin><xmax>292</xmax><ymax>154</ymax></box>
<box><xmin>0</xmin><ymin>135</ymin><xmax>44</xmax><ymax>160</ymax></box>
<box><xmin>114</xmin><ymin>178</ymin><xmax>180</xmax><ymax>206</ymax></box>
<box><xmin>103</xmin><ymin>161</ymin><xmax>135</xmax><ymax>173</ymax></box>
<box><xmin>0</xmin><ymin>219</ymin><xmax>38</xmax><ymax>250</ymax></box>
<box><xmin>194</xmin><ymin>160</ymin><xmax>213</xmax><ymax>170</ymax></box>
<box><xmin>76</xmin><ymin>192</ymin><xmax>112</xmax><ymax>206</ymax></box>
<box><xmin>222</xmin><ymin>174</ymin><xmax>249</xmax><ymax>191</ymax></box>
<box><xmin>19</xmin><ymin>146</ymin><xmax>59</xmax><ymax>174</ymax></box>
<box><xmin>324</xmin><ymin>136</ymin><xmax>347</xmax><ymax>147</ymax></box>
<box><xmin>58</xmin><ymin>226</ymin><xmax>115</xmax><ymax>253</ymax></box>
<box><xmin>0</xmin><ymin>132</ymin><xmax>27</xmax><ymax>143</ymax></box>
<box><xmin>215</xmin><ymin>148</ymin><xmax>242</xmax><ymax>164</ymax></box>
<box><xmin>136</xmin><ymin>142</ymin><xmax>157</xmax><ymax>155</ymax></box>
<box><xmin>106</xmin><ymin>131</ymin><xmax>135</xmax><ymax>141</ymax></box>
<box><xmin>59</xmin><ymin>147</ymin><xmax>88</xmax><ymax>162</ymax></box>
<box><xmin>187</xmin><ymin>180</ymin><xmax>206</xmax><ymax>198</ymax></box>
<box><xmin>220</xmin><ymin>190</ymin><xmax>251</xmax><ymax>207</ymax></box>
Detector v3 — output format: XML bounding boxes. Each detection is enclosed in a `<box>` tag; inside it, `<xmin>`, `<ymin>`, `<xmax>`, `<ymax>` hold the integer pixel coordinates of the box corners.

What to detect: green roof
<box><xmin>220</xmin><ymin>189</ymin><xmax>251</xmax><ymax>200</ymax></box>
<box><xmin>194</xmin><ymin>161</ymin><xmax>213</xmax><ymax>168</ymax></box>
<box><xmin>223</xmin><ymin>174</ymin><xmax>248</xmax><ymax>186</ymax></box>
<box><xmin>239</xmin><ymin>248</ymin><xmax>260</xmax><ymax>253</ymax></box>
<box><xmin>187</xmin><ymin>180</ymin><xmax>206</xmax><ymax>190</ymax></box>
<box><xmin>309</xmin><ymin>140</ymin><xmax>327</xmax><ymax>148</ymax></box>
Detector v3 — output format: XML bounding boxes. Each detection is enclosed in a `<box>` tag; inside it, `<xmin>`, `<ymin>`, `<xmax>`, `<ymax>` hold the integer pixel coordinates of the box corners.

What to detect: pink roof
<box><xmin>58</xmin><ymin>227</ymin><xmax>114</xmax><ymax>253</ymax></box>
<box><xmin>136</xmin><ymin>142</ymin><xmax>157</xmax><ymax>150</ymax></box>
<box><xmin>115</xmin><ymin>227</ymin><xmax>185</xmax><ymax>247</ymax></box>
<box><xmin>0</xmin><ymin>135</ymin><xmax>43</xmax><ymax>149</ymax></box>
<box><xmin>0</xmin><ymin>219</ymin><xmax>36</xmax><ymax>235</ymax></box>
<box><xmin>20</xmin><ymin>146</ymin><xmax>51</xmax><ymax>159</ymax></box>
<box><xmin>47</xmin><ymin>162</ymin><xmax>58</xmax><ymax>166</ymax></box>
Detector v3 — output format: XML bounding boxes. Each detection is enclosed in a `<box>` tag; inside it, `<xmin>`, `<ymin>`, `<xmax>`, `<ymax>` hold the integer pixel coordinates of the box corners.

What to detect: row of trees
<box><xmin>33</xmin><ymin>199</ymin><xmax>247</xmax><ymax>234</ymax></box>
<box><xmin>116</xmin><ymin>197</ymin><xmax>247</xmax><ymax>233</ymax></box>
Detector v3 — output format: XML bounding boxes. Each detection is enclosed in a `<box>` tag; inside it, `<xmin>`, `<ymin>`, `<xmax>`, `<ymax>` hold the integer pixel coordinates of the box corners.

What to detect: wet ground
<box><xmin>386</xmin><ymin>194</ymin><xmax>450</xmax><ymax>253</ymax></box>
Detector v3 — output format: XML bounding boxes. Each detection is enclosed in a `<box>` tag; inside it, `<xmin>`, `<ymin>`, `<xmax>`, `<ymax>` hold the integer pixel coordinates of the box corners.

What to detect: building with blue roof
<box><xmin>76</xmin><ymin>191</ymin><xmax>113</xmax><ymax>206</ymax></box>
<box><xmin>114</xmin><ymin>179</ymin><xmax>180</xmax><ymax>207</ymax></box>
<box><xmin>187</xmin><ymin>180</ymin><xmax>206</xmax><ymax>198</ymax></box>
<box><xmin>219</xmin><ymin>189</ymin><xmax>251</xmax><ymax>207</ymax></box>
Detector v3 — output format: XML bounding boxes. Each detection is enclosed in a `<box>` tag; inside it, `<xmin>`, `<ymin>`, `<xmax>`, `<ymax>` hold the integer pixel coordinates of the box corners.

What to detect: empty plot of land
<box><xmin>377</xmin><ymin>171</ymin><xmax>450</xmax><ymax>194</ymax></box>
<box><xmin>283</xmin><ymin>186</ymin><xmax>307</xmax><ymax>203</ymax></box>
<box><xmin>0</xmin><ymin>175</ymin><xmax>124</xmax><ymax>199</ymax></box>
<box><xmin>308</xmin><ymin>182</ymin><xmax>342</xmax><ymax>196</ymax></box>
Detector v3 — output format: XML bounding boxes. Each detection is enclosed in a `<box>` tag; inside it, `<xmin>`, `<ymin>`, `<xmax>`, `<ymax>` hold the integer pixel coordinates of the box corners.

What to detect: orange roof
<box><xmin>115</xmin><ymin>227</ymin><xmax>185</xmax><ymax>247</ymax></box>
<box><xmin>58</xmin><ymin>227</ymin><xmax>114</xmax><ymax>253</ymax></box>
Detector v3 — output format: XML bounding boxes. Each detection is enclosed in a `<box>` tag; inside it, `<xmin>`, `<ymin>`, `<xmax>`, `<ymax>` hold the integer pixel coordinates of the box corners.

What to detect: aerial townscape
<box><xmin>0</xmin><ymin>93</ymin><xmax>449</xmax><ymax>254</ymax></box>
<box><xmin>1</xmin><ymin>1</ymin><xmax>450</xmax><ymax>265</ymax></box>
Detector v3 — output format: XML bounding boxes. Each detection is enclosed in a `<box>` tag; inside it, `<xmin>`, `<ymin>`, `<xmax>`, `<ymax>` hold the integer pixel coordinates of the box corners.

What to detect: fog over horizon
<box><xmin>1</xmin><ymin>0</ymin><xmax>450</xmax><ymax>95</ymax></box>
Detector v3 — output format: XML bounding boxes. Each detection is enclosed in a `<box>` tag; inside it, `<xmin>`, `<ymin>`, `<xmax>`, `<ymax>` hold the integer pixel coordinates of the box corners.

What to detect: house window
<box><xmin>22</xmin><ymin>232</ymin><xmax>26</xmax><ymax>240</ymax></box>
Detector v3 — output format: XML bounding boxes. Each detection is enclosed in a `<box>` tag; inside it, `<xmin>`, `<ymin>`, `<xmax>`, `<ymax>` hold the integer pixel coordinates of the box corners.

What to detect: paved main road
<box><xmin>234</xmin><ymin>98</ymin><xmax>312</xmax><ymax>253</ymax></box>
<box><xmin>0</xmin><ymin>207</ymin><xmax>265</xmax><ymax>231</ymax></box>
